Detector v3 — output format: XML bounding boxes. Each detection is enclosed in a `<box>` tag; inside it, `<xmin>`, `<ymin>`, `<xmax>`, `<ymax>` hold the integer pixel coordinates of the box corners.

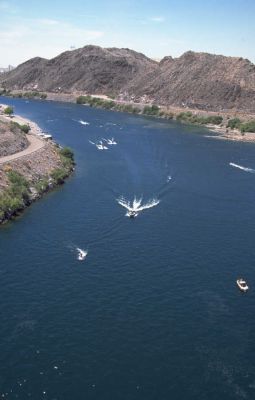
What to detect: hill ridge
<box><xmin>1</xmin><ymin>45</ymin><xmax>255</xmax><ymax>112</ymax></box>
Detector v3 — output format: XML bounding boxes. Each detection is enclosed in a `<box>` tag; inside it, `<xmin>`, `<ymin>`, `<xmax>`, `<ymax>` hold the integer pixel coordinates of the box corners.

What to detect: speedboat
<box><xmin>103</xmin><ymin>138</ymin><xmax>117</xmax><ymax>145</ymax></box>
<box><xmin>128</xmin><ymin>210</ymin><xmax>138</xmax><ymax>218</ymax></box>
<box><xmin>77</xmin><ymin>248</ymin><xmax>87</xmax><ymax>261</ymax></box>
<box><xmin>96</xmin><ymin>141</ymin><xmax>108</xmax><ymax>150</ymax></box>
<box><xmin>108</xmin><ymin>138</ymin><xmax>117</xmax><ymax>145</ymax></box>
<box><xmin>236</xmin><ymin>278</ymin><xmax>249</xmax><ymax>292</ymax></box>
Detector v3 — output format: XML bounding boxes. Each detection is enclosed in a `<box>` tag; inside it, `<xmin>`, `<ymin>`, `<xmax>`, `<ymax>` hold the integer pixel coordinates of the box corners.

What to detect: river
<box><xmin>1</xmin><ymin>97</ymin><xmax>255</xmax><ymax>399</ymax></box>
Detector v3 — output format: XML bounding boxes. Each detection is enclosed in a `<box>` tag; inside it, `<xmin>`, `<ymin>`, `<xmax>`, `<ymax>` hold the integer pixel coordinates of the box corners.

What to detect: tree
<box><xmin>4</xmin><ymin>106</ymin><xmax>14</xmax><ymax>116</ymax></box>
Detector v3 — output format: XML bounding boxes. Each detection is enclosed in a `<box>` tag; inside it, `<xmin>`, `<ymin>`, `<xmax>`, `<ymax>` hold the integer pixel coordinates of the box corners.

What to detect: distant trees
<box><xmin>227</xmin><ymin>118</ymin><xmax>255</xmax><ymax>133</ymax></box>
<box><xmin>176</xmin><ymin>112</ymin><xmax>223</xmax><ymax>125</ymax></box>
<box><xmin>227</xmin><ymin>118</ymin><xmax>241</xmax><ymax>130</ymax></box>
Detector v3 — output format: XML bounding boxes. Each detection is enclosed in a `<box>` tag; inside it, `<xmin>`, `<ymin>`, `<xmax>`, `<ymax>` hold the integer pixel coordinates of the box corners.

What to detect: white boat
<box><xmin>103</xmin><ymin>138</ymin><xmax>117</xmax><ymax>145</ymax></box>
<box><xmin>236</xmin><ymin>278</ymin><xmax>249</xmax><ymax>292</ymax></box>
<box><xmin>96</xmin><ymin>141</ymin><xmax>108</xmax><ymax>150</ymax></box>
<box><xmin>77</xmin><ymin>248</ymin><xmax>87</xmax><ymax>261</ymax></box>
<box><xmin>127</xmin><ymin>210</ymin><xmax>138</xmax><ymax>218</ymax></box>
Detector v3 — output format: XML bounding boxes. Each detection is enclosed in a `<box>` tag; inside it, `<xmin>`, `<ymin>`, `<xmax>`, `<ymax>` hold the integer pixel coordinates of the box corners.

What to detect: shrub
<box><xmin>0</xmin><ymin>171</ymin><xmax>30</xmax><ymax>221</ymax></box>
<box><xmin>143</xmin><ymin>105</ymin><xmax>160</xmax><ymax>116</ymax></box>
<box><xmin>59</xmin><ymin>147</ymin><xmax>74</xmax><ymax>161</ymax></box>
<box><xmin>9</xmin><ymin>121</ymin><xmax>31</xmax><ymax>133</ymax></box>
<box><xmin>35</xmin><ymin>178</ymin><xmax>49</xmax><ymax>194</ymax></box>
<box><xmin>20</xmin><ymin>124</ymin><xmax>31</xmax><ymax>133</ymax></box>
<box><xmin>240</xmin><ymin>120</ymin><xmax>255</xmax><ymax>133</ymax></box>
<box><xmin>176</xmin><ymin>112</ymin><xmax>223</xmax><ymax>125</ymax></box>
<box><xmin>50</xmin><ymin>168</ymin><xmax>68</xmax><ymax>184</ymax></box>
<box><xmin>227</xmin><ymin>118</ymin><xmax>241</xmax><ymax>129</ymax></box>
<box><xmin>4</xmin><ymin>106</ymin><xmax>13</xmax><ymax>116</ymax></box>
<box><xmin>176</xmin><ymin>111</ymin><xmax>193</xmax><ymax>121</ymax></box>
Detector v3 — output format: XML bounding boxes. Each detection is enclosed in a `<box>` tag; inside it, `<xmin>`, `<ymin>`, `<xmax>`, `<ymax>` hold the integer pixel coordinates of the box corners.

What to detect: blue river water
<box><xmin>1</xmin><ymin>97</ymin><xmax>255</xmax><ymax>399</ymax></box>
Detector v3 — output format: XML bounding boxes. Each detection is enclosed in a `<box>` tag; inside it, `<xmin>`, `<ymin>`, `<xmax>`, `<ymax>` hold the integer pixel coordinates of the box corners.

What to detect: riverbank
<box><xmin>1</xmin><ymin>90</ymin><xmax>255</xmax><ymax>142</ymax></box>
<box><xmin>0</xmin><ymin>105</ymin><xmax>75</xmax><ymax>224</ymax></box>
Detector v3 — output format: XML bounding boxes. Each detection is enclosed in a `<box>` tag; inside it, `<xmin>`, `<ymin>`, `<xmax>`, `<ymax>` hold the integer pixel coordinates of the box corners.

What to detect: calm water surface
<box><xmin>1</xmin><ymin>97</ymin><xmax>255</xmax><ymax>399</ymax></box>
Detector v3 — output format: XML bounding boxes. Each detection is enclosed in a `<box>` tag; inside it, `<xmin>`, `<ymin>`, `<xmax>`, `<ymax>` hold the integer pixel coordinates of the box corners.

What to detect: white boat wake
<box><xmin>76</xmin><ymin>248</ymin><xmax>88</xmax><ymax>261</ymax></box>
<box><xmin>103</xmin><ymin>137</ymin><xmax>117</xmax><ymax>145</ymax></box>
<box><xmin>89</xmin><ymin>140</ymin><xmax>108</xmax><ymax>150</ymax></box>
<box><xmin>78</xmin><ymin>120</ymin><xmax>90</xmax><ymax>126</ymax></box>
<box><xmin>229</xmin><ymin>162</ymin><xmax>255</xmax><ymax>173</ymax></box>
<box><xmin>117</xmin><ymin>196</ymin><xmax>160</xmax><ymax>217</ymax></box>
<box><xmin>167</xmin><ymin>175</ymin><xmax>172</xmax><ymax>182</ymax></box>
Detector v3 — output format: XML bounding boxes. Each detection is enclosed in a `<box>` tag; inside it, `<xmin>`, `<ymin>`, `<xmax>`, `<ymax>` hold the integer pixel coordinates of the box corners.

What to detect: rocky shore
<box><xmin>0</xmin><ymin>105</ymin><xmax>75</xmax><ymax>224</ymax></box>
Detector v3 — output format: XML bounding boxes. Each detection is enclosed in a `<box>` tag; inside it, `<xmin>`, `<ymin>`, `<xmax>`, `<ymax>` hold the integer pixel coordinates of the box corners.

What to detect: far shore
<box><xmin>1</xmin><ymin>91</ymin><xmax>255</xmax><ymax>143</ymax></box>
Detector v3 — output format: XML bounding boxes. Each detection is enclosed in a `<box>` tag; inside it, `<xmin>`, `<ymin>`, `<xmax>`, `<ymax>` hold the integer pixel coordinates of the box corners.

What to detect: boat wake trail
<box><xmin>78</xmin><ymin>120</ymin><xmax>90</xmax><ymax>126</ymax></box>
<box><xmin>117</xmin><ymin>196</ymin><xmax>160</xmax><ymax>217</ymax></box>
<box><xmin>89</xmin><ymin>140</ymin><xmax>108</xmax><ymax>150</ymax></box>
<box><xmin>229</xmin><ymin>162</ymin><xmax>255</xmax><ymax>173</ymax></box>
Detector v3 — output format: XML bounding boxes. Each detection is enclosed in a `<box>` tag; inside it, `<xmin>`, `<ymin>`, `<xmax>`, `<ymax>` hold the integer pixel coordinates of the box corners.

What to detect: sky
<box><xmin>0</xmin><ymin>0</ymin><xmax>255</xmax><ymax>66</ymax></box>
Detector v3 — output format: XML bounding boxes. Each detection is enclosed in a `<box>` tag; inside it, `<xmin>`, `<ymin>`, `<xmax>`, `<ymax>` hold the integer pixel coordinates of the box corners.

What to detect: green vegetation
<box><xmin>0</xmin><ymin>145</ymin><xmax>75</xmax><ymax>223</ymax></box>
<box><xmin>0</xmin><ymin>170</ymin><xmax>30</xmax><ymax>221</ymax></box>
<box><xmin>76</xmin><ymin>95</ymin><xmax>116</xmax><ymax>109</ymax></box>
<box><xmin>4</xmin><ymin>106</ymin><xmax>13</xmax><ymax>116</ymax></box>
<box><xmin>0</xmin><ymin>90</ymin><xmax>47</xmax><ymax>99</ymax></box>
<box><xmin>59</xmin><ymin>146</ymin><xmax>75</xmax><ymax>170</ymax></box>
<box><xmin>0</xmin><ymin>89</ymin><xmax>12</xmax><ymax>96</ymax></box>
<box><xmin>227</xmin><ymin>118</ymin><xmax>242</xmax><ymax>130</ymax></box>
<box><xmin>176</xmin><ymin>111</ymin><xmax>223</xmax><ymax>125</ymax></box>
<box><xmin>59</xmin><ymin>147</ymin><xmax>74</xmax><ymax>161</ymax></box>
<box><xmin>239</xmin><ymin>120</ymin><xmax>255</xmax><ymax>133</ymax></box>
<box><xmin>50</xmin><ymin>168</ymin><xmax>69</xmax><ymax>184</ymax></box>
<box><xmin>19</xmin><ymin>124</ymin><xmax>31</xmax><ymax>133</ymax></box>
<box><xmin>115</xmin><ymin>103</ymin><xmax>141</xmax><ymax>113</ymax></box>
<box><xmin>9</xmin><ymin>121</ymin><xmax>31</xmax><ymax>134</ymax></box>
<box><xmin>226</xmin><ymin>118</ymin><xmax>255</xmax><ymax>133</ymax></box>
<box><xmin>142</xmin><ymin>105</ymin><xmax>160</xmax><ymax>116</ymax></box>
<box><xmin>22</xmin><ymin>91</ymin><xmax>47</xmax><ymax>99</ymax></box>
<box><xmin>34</xmin><ymin>178</ymin><xmax>49</xmax><ymax>195</ymax></box>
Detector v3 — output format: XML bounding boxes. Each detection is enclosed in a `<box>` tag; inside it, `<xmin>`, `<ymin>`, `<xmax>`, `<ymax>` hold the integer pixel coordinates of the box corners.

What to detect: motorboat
<box><xmin>108</xmin><ymin>138</ymin><xmax>117</xmax><ymax>145</ymax></box>
<box><xmin>77</xmin><ymin>248</ymin><xmax>87</xmax><ymax>261</ymax></box>
<box><xmin>96</xmin><ymin>141</ymin><xmax>108</xmax><ymax>150</ymax></box>
<box><xmin>103</xmin><ymin>138</ymin><xmax>117</xmax><ymax>145</ymax></box>
<box><xmin>236</xmin><ymin>278</ymin><xmax>249</xmax><ymax>292</ymax></box>
<box><xmin>128</xmin><ymin>210</ymin><xmax>138</xmax><ymax>218</ymax></box>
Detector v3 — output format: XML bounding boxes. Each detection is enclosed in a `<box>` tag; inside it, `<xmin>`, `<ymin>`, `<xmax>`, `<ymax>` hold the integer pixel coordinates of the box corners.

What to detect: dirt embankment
<box><xmin>0</xmin><ymin>118</ymin><xmax>29</xmax><ymax>156</ymax></box>
<box><xmin>0</xmin><ymin>107</ymin><xmax>74</xmax><ymax>224</ymax></box>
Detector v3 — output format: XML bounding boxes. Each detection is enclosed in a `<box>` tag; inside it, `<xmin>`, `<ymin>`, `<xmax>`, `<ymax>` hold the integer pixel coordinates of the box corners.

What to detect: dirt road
<box><xmin>0</xmin><ymin>134</ymin><xmax>45</xmax><ymax>164</ymax></box>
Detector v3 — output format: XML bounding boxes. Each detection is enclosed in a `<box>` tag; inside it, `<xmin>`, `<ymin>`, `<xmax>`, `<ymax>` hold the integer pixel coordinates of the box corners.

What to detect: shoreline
<box><xmin>0</xmin><ymin>104</ymin><xmax>75</xmax><ymax>225</ymax></box>
<box><xmin>1</xmin><ymin>92</ymin><xmax>255</xmax><ymax>143</ymax></box>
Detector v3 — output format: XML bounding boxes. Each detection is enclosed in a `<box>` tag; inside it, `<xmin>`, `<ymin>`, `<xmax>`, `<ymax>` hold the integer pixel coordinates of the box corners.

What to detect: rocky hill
<box><xmin>0</xmin><ymin>119</ymin><xmax>28</xmax><ymax>157</ymax></box>
<box><xmin>1</xmin><ymin>45</ymin><xmax>255</xmax><ymax>112</ymax></box>
<box><xmin>0</xmin><ymin>46</ymin><xmax>157</xmax><ymax>95</ymax></box>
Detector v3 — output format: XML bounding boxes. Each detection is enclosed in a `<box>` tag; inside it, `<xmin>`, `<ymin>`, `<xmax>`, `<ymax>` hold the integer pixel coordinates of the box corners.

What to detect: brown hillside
<box><xmin>1</xmin><ymin>46</ymin><xmax>255</xmax><ymax>112</ymax></box>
